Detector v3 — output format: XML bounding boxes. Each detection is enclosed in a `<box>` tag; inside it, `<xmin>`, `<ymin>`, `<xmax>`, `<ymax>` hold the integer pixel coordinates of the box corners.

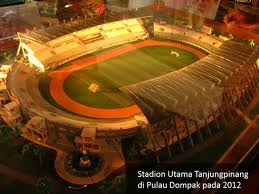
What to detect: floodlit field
<box><xmin>64</xmin><ymin>45</ymin><xmax>199</xmax><ymax>108</ymax></box>
<box><xmin>39</xmin><ymin>39</ymin><xmax>205</xmax><ymax>117</ymax></box>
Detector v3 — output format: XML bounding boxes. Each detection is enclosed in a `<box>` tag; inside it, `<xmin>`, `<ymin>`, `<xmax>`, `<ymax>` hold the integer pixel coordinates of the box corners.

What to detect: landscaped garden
<box><xmin>0</xmin><ymin>124</ymin><xmax>69</xmax><ymax>194</ymax></box>
<box><xmin>64</xmin><ymin>151</ymin><xmax>104</xmax><ymax>177</ymax></box>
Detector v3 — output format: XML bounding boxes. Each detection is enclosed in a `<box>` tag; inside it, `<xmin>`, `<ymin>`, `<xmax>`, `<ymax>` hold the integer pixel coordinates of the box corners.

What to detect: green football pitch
<box><xmin>62</xmin><ymin>45</ymin><xmax>200</xmax><ymax>109</ymax></box>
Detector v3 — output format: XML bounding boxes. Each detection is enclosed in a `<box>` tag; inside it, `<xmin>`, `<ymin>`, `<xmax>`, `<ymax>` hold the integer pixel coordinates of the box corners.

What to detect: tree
<box><xmin>127</xmin><ymin>130</ymin><xmax>148</xmax><ymax>159</ymax></box>
<box><xmin>21</xmin><ymin>143</ymin><xmax>45</xmax><ymax>165</ymax></box>
<box><xmin>34</xmin><ymin>176</ymin><xmax>52</xmax><ymax>194</ymax></box>
<box><xmin>3</xmin><ymin>51</ymin><xmax>14</xmax><ymax>61</ymax></box>
<box><xmin>99</xmin><ymin>174</ymin><xmax>126</xmax><ymax>194</ymax></box>
<box><xmin>32</xmin><ymin>144</ymin><xmax>44</xmax><ymax>166</ymax></box>
<box><xmin>127</xmin><ymin>143</ymin><xmax>138</xmax><ymax>159</ymax></box>
<box><xmin>171</xmin><ymin>14</ymin><xmax>177</xmax><ymax>24</ymax></box>
<box><xmin>0</xmin><ymin>52</ymin><xmax>4</xmax><ymax>62</ymax></box>
<box><xmin>0</xmin><ymin>125</ymin><xmax>13</xmax><ymax>142</ymax></box>
<box><xmin>99</xmin><ymin>180</ymin><xmax>109</xmax><ymax>193</ymax></box>
<box><xmin>14</xmin><ymin>127</ymin><xmax>22</xmax><ymax>137</ymax></box>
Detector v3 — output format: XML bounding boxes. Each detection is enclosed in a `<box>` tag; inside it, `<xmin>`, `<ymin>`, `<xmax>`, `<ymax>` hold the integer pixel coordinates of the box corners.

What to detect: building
<box><xmin>22</xmin><ymin>116</ymin><xmax>48</xmax><ymax>143</ymax></box>
<box><xmin>0</xmin><ymin>101</ymin><xmax>21</xmax><ymax>127</ymax></box>
<box><xmin>0</xmin><ymin>64</ymin><xmax>12</xmax><ymax>74</ymax></box>
<box><xmin>16</xmin><ymin>17</ymin><xmax>148</xmax><ymax>71</ymax></box>
<box><xmin>74</xmin><ymin>127</ymin><xmax>101</xmax><ymax>153</ymax></box>
<box><xmin>0</xmin><ymin>84</ymin><xmax>9</xmax><ymax>106</ymax></box>
<box><xmin>0</xmin><ymin>72</ymin><xmax>7</xmax><ymax>85</ymax></box>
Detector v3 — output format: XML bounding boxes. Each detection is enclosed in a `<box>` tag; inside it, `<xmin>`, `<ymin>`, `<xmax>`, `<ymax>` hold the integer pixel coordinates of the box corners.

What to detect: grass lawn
<box><xmin>63</xmin><ymin>45</ymin><xmax>199</xmax><ymax>109</ymax></box>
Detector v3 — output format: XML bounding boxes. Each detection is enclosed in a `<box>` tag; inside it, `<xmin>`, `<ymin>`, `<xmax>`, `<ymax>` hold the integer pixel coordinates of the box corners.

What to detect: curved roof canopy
<box><xmin>121</xmin><ymin>41</ymin><xmax>259</xmax><ymax>124</ymax></box>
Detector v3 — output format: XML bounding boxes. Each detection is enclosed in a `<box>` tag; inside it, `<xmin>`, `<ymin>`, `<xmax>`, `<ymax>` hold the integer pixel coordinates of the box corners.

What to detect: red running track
<box><xmin>49</xmin><ymin>39</ymin><xmax>206</xmax><ymax>118</ymax></box>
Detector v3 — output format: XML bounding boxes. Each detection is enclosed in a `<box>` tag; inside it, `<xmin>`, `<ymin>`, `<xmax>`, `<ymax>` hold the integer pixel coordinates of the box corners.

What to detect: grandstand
<box><xmin>17</xmin><ymin>18</ymin><xmax>148</xmax><ymax>71</ymax></box>
<box><xmin>154</xmin><ymin>23</ymin><xmax>222</xmax><ymax>52</ymax></box>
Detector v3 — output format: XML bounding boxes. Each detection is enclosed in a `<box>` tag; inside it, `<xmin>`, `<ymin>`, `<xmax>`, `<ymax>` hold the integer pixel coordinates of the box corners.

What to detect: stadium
<box><xmin>4</xmin><ymin>8</ymin><xmax>259</xmax><ymax>184</ymax></box>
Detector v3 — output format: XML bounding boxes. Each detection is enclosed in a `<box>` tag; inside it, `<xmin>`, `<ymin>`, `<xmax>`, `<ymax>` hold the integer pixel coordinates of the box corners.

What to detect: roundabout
<box><xmin>64</xmin><ymin>151</ymin><xmax>104</xmax><ymax>177</ymax></box>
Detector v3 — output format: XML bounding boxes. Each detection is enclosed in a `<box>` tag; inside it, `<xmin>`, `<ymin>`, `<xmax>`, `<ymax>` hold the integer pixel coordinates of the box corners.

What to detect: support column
<box><xmin>147</xmin><ymin>125</ymin><xmax>160</xmax><ymax>164</ymax></box>
<box><xmin>251</xmin><ymin>65</ymin><xmax>258</xmax><ymax>87</ymax></box>
<box><xmin>223</xmin><ymin>92</ymin><xmax>234</xmax><ymax>120</ymax></box>
<box><xmin>172</xmin><ymin>116</ymin><xmax>184</xmax><ymax>152</ymax></box>
<box><xmin>249</xmin><ymin>65</ymin><xmax>258</xmax><ymax>92</ymax></box>
<box><xmin>239</xmin><ymin>79</ymin><xmax>249</xmax><ymax>105</ymax></box>
<box><xmin>16</xmin><ymin>43</ymin><xmax>22</xmax><ymax>57</ymax></box>
<box><xmin>210</xmin><ymin>102</ymin><xmax>221</xmax><ymax>131</ymax></box>
<box><xmin>234</xmin><ymin>86</ymin><xmax>244</xmax><ymax>110</ymax></box>
<box><xmin>200</xmin><ymin>99</ymin><xmax>211</xmax><ymax>137</ymax></box>
<box><xmin>192</xmin><ymin>111</ymin><xmax>203</xmax><ymax>143</ymax></box>
<box><xmin>247</xmin><ymin>70</ymin><xmax>256</xmax><ymax>96</ymax></box>
<box><xmin>183</xmin><ymin>116</ymin><xmax>194</xmax><ymax>147</ymax></box>
<box><xmin>162</xmin><ymin>130</ymin><xmax>172</xmax><ymax>158</ymax></box>
<box><xmin>244</xmin><ymin>75</ymin><xmax>253</xmax><ymax>102</ymax></box>
<box><xmin>215</xmin><ymin>96</ymin><xmax>228</xmax><ymax>128</ymax></box>
<box><xmin>204</xmin><ymin>117</ymin><xmax>211</xmax><ymax>136</ymax></box>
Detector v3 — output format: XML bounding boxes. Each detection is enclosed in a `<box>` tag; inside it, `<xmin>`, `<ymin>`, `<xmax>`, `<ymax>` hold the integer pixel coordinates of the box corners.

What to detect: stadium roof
<box><xmin>121</xmin><ymin>41</ymin><xmax>259</xmax><ymax>124</ymax></box>
<box><xmin>21</xmin><ymin>10</ymin><xmax>151</xmax><ymax>44</ymax></box>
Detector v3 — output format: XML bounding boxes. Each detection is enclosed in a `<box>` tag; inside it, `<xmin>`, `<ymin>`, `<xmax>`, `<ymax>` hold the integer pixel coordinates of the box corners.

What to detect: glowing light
<box><xmin>249</xmin><ymin>39</ymin><xmax>256</xmax><ymax>47</ymax></box>
<box><xmin>97</xmin><ymin>2</ymin><xmax>104</xmax><ymax>15</ymax></box>
<box><xmin>21</xmin><ymin>43</ymin><xmax>45</xmax><ymax>71</ymax></box>
<box><xmin>64</xmin><ymin>4</ymin><xmax>72</xmax><ymax>8</ymax></box>
<box><xmin>27</xmin><ymin>53</ymin><xmax>45</xmax><ymax>71</ymax></box>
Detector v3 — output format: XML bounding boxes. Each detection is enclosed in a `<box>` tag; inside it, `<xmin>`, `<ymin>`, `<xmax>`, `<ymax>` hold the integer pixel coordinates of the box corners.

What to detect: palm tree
<box><xmin>31</xmin><ymin>144</ymin><xmax>44</xmax><ymax>166</ymax></box>
<box><xmin>14</xmin><ymin>127</ymin><xmax>22</xmax><ymax>137</ymax></box>
<box><xmin>21</xmin><ymin>143</ymin><xmax>44</xmax><ymax>166</ymax></box>
<box><xmin>35</xmin><ymin>176</ymin><xmax>52</xmax><ymax>194</ymax></box>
